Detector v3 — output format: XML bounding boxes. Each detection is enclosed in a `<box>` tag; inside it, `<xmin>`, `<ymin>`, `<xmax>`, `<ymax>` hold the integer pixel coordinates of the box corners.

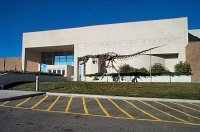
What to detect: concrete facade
<box><xmin>189</xmin><ymin>29</ymin><xmax>200</xmax><ymax>38</ymax></box>
<box><xmin>46</xmin><ymin>65</ymin><xmax>74</xmax><ymax>80</ymax></box>
<box><xmin>22</xmin><ymin>17</ymin><xmax>189</xmax><ymax>81</ymax></box>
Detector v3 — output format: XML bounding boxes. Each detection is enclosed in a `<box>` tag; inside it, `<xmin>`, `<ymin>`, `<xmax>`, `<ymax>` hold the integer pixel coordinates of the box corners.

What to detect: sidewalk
<box><xmin>1</xmin><ymin>90</ymin><xmax>199</xmax><ymax>103</ymax></box>
<box><xmin>46</xmin><ymin>92</ymin><xmax>200</xmax><ymax>103</ymax></box>
<box><xmin>0</xmin><ymin>90</ymin><xmax>45</xmax><ymax>101</ymax></box>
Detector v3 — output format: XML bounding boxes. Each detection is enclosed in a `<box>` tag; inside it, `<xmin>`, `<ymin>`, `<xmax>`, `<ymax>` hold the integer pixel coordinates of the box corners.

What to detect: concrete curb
<box><xmin>46</xmin><ymin>92</ymin><xmax>200</xmax><ymax>103</ymax></box>
<box><xmin>0</xmin><ymin>92</ymin><xmax>45</xmax><ymax>101</ymax></box>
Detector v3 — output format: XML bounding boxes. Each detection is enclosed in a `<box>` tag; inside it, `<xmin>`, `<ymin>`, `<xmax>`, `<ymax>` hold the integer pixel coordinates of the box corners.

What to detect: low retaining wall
<box><xmin>84</xmin><ymin>75</ymin><xmax>192</xmax><ymax>83</ymax></box>
<box><xmin>0</xmin><ymin>73</ymin><xmax>67</xmax><ymax>87</ymax></box>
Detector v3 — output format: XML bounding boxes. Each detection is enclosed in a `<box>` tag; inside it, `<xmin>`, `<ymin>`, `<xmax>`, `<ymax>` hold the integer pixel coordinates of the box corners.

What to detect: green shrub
<box><xmin>93</xmin><ymin>76</ymin><xmax>99</xmax><ymax>80</ymax></box>
<box><xmin>119</xmin><ymin>64</ymin><xmax>137</xmax><ymax>73</ymax></box>
<box><xmin>138</xmin><ymin>67</ymin><xmax>149</xmax><ymax>74</ymax></box>
<box><xmin>151</xmin><ymin>63</ymin><xmax>167</xmax><ymax>74</ymax></box>
<box><xmin>174</xmin><ymin>61</ymin><xmax>192</xmax><ymax>75</ymax></box>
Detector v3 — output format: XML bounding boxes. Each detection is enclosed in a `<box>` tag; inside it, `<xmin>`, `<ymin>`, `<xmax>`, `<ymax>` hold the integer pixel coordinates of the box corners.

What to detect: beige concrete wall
<box><xmin>0</xmin><ymin>58</ymin><xmax>21</xmax><ymax>71</ymax></box>
<box><xmin>80</xmin><ymin>55</ymin><xmax>167</xmax><ymax>81</ymax></box>
<box><xmin>189</xmin><ymin>29</ymin><xmax>200</xmax><ymax>38</ymax></box>
<box><xmin>23</xmin><ymin>17</ymin><xmax>188</xmax><ymax>50</ymax></box>
<box><xmin>23</xmin><ymin>17</ymin><xmax>188</xmax><ymax>80</ymax></box>
<box><xmin>46</xmin><ymin>65</ymin><xmax>67</xmax><ymax>74</ymax></box>
<box><xmin>85</xmin><ymin>59</ymin><xmax>99</xmax><ymax>74</ymax></box>
<box><xmin>46</xmin><ymin>65</ymin><xmax>74</xmax><ymax>80</ymax></box>
<box><xmin>186</xmin><ymin>42</ymin><xmax>200</xmax><ymax>82</ymax></box>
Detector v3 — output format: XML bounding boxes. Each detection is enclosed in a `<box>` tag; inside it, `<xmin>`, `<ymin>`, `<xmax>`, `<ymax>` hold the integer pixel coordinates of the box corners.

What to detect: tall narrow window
<box><xmin>57</xmin><ymin>70</ymin><xmax>61</xmax><ymax>75</ymax></box>
<box><xmin>62</xmin><ymin>70</ymin><xmax>65</xmax><ymax>75</ymax></box>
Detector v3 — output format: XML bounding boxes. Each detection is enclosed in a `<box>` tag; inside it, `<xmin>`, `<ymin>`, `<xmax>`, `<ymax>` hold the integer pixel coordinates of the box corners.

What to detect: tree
<box><xmin>119</xmin><ymin>64</ymin><xmax>137</xmax><ymax>73</ymax></box>
<box><xmin>174</xmin><ymin>61</ymin><xmax>192</xmax><ymax>75</ymax></box>
<box><xmin>151</xmin><ymin>63</ymin><xmax>167</xmax><ymax>74</ymax></box>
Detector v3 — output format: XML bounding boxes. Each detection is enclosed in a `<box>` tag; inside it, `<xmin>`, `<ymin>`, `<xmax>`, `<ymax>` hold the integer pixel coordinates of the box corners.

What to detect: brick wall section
<box><xmin>0</xmin><ymin>58</ymin><xmax>22</xmax><ymax>72</ymax></box>
<box><xmin>0</xmin><ymin>59</ymin><xmax>5</xmax><ymax>71</ymax></box>
<box><xmin>186</xmin><ymin>42</ymin><xmax>200</xmax><ymax>82</ymax></box>
<box><xmin>25</xmin><ymin>49</ymin><xmax>41</xmax><ymax>72</ymax></box>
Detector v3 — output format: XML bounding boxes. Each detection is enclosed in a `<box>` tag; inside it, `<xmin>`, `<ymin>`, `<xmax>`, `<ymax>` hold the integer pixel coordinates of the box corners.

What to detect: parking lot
<box><xmin>0</xmin><ymin>95</ymin><xmax>200</xmax><ymax>126</ymax></box>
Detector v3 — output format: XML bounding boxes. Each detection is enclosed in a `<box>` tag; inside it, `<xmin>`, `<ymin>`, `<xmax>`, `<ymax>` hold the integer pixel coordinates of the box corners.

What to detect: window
<box><xmin>60</xmin><ymin>56</ymin><xmax>67</xmax><ymax>65</ymax></box>
<box><xmin>57</xmin><ymin>70</ymin><xmax>61</xmax><ymax>75</ymax></box>
<box><xmin>41</xmin><ymin>52</ymin><xmax>74</xmax><ymax>66</ymax></box>
<box><xmin>53</xmin><ymin>70</ymin><xmax>56</xmax><ymax>74</ymax></box>
<box><xmin>54</xmin><ymin>56</ymin><xmax>60</xmax><ymax>65</ymax></box>
<box><xmin>48</xmin><ymin>70</ymin><xmax>52</xmax><ymax>73</ymax></box>
<box><xmin>41</xmin><ymin>64</ymin><xmax>47</xmax><ymax>72</ymax></box>
<box><xmin>62</xmin><ymin>70</ymin><xmax>65</xmax><ymax>75</ymax></box>
<box><xmin>67</xmin><ymin>55</ymin><xmax>74</xmax><ymax>65</ymax></box>
<box><xmin>54</xmin><ymin>55</ymin><xmax>74</xmax><ymax>66</ymax></box>
<box><xmin>41</xmin><ymin>52</ymin><xmax>54</xmax><ymax>65</ymax></box>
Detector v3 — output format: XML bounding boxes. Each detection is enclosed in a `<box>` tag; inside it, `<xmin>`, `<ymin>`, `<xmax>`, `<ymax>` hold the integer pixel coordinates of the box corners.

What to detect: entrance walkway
<box><xmin>0</xmin><ymin>90</ymin><xmax>44</xmax><ymax>101</ymax></box>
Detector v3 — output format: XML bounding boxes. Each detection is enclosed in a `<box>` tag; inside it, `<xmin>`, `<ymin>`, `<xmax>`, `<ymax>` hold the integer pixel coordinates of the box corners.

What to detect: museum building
<box><xmin>0</xmin><ymin>17</ymin><xmax>199</xmax><ymax>82</ymax></box>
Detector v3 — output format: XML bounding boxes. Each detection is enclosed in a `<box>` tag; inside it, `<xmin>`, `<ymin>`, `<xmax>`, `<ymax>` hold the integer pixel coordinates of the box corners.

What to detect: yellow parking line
<box><xmin>124</xmin><ymin>100</ymin><xmax>161</xmax><ymax>121</ymax></box>
<box><xmin>95</xmin><ymin>98</ymin><xmax>110</xmax><ymax>117</ymax></box>
<box><xmin>155</xmin><ymin>101</ymin><xmax>200</xmax><ymax>120</ymax></box>
<box><xmin>139</xmin><ymin>100</ymin><xmax>190</xmax><ymax>123</ymax></box>
<box><xmin>0</xmin><ymin>101</ymin><xmax>10</xmax><ymax>106</ymax></box>
<box><xmin>189</xmin><ymin>103</ymin><xmax>200</xmax><ymax>108</ymax></box>
<box><xmin>171</xmin><ymin>102</ymin><xmax>200</xmax><ymax>113</ymax></box>
<box><xmin>31</xmin><ymin>95</ymin><xmax>48</xmax><ymax>109</ymax></box>
<box><xmin>16</xmin><ymin>97</ymin><xmax>31</xmax><ymax>107</ymax></box>
<box><xmin>46</xmin><ymin>96</ymin><xmax>61</xmax><ymax>111</ymax></box>
<box><xmin>1</xmin><ymin>104</ymin><xmax>200</xmax><ymax>126</ymax></box>
<box><xmin>83</xmin><ymin>97</ymin><xmax>89</xmax><ymax>115</ymax></box>
<box><xmin>108</xmin><ymin>99</ymin><xmax>134</xmax><ymax>119</ymax></box>
<box><xmin>65</xmin><ymin>96</ymin><xmax>73</xmax><ymax>112</ymax></box>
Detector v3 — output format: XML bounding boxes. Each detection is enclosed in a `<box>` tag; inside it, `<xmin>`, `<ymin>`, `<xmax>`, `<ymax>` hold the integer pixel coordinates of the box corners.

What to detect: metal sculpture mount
<box><xmin>78</xmin><ymin>45</ymin><xmax>163</xmax><ymax>81</ymax></box>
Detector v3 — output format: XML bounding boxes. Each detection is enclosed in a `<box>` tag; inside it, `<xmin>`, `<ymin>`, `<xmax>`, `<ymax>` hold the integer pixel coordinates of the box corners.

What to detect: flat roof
<box><xmin>23</xmin><ymin>17</ymin><xmax>188</xmax><ymax>34</ymax></box>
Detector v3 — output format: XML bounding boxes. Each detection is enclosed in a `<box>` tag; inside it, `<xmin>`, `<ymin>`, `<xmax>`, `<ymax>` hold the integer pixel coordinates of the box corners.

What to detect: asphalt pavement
<box><xmin>0</xmin><ymin>95</ymin><xmax>200</xmax><ymax>132</ymax></box>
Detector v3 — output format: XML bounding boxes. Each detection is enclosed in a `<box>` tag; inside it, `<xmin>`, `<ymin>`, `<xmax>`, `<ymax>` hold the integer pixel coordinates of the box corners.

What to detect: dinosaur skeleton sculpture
<box><xmin>78</xmin><ymin>46</ymin><xmax>163</xmax><ymax>81</ymax></box>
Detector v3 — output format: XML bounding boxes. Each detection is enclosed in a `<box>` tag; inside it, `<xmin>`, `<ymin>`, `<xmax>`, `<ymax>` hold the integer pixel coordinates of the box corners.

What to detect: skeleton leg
<box><xmin>106</xmin><ymin>60</ymin><xmax>111</xmax><ymax>68</ymax></box>
<box><xmin>111</xmin><ymin>61</ymin><xmax>121</xmax><ymax>82</ymax></box>
<box><xmin>100</xmin><ymin>72</ymin><xmax>107</xmax><ymax>80</ymax></box>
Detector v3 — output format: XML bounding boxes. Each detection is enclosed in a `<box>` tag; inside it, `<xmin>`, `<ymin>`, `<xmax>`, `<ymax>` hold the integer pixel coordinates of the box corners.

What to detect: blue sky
<box><xmin>0</xmin><ymin>0</ymin><xmax>200</xmax><ymax>57</ymax></box>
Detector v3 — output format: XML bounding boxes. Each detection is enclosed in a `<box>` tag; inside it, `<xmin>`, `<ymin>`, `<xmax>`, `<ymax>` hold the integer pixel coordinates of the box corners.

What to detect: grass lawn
<box><xmin>9</xmin><ymin>81</ymin><xmax>200</xmax><ymax>100</ymax></box>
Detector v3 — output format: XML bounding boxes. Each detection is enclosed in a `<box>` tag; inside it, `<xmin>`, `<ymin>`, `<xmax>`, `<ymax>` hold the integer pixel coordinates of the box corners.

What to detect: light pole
<box><xmin>150</xmin><ymin>50</ymin><xmax>152</xmax><ymax>83</ymax></box>
<box><xmin>84</xmin><ymin>63</ymin><xmax>86</xmax><ymax>82</ymax></box>
<box><xmin>36</xmin><ymin>75</ymin><xmax>39</xmax><ymax>91</ymax></box>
